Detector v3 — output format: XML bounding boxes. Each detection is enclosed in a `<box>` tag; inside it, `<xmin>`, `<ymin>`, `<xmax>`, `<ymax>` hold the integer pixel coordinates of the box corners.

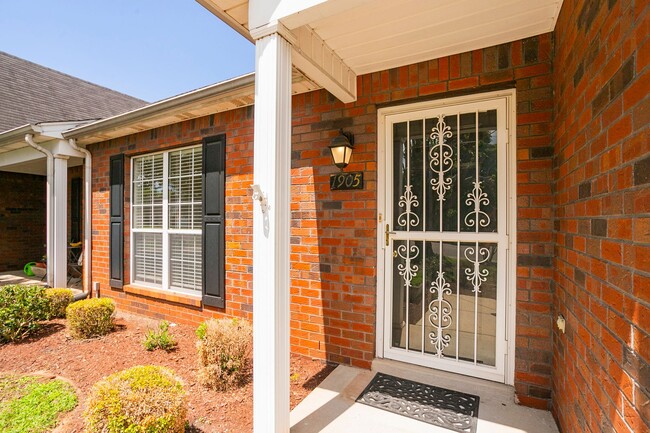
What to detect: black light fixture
<box><xmin>329</xmin><ymin>129</ymin><xmax>354</xmax><ymax>171</ymax></box>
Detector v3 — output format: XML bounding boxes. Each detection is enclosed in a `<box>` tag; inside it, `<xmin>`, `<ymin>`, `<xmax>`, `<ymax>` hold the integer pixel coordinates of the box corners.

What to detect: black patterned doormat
<box><xmin>356</xmin><ymin>373</ymin><xmax>480</xmax><ymax>433</ymax></box>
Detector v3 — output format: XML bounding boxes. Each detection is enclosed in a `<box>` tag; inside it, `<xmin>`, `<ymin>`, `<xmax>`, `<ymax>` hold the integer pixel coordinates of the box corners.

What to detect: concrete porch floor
<box><xmin>291</xmin><ymin>359</ymin><xmax>559</xmax><ymax>433</ymax></box>
<box><xmin>0</xmin><ymin>270</ymin><xmax>82</xmax><ymax>291</ymax></box>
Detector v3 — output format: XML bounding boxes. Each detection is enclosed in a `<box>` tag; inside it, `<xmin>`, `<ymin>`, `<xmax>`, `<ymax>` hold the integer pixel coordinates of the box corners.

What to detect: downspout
<box><xmin>25</xmin><ymin>134</ymin><xmax>54</xmax><ymax>288</ymax></box>
<box><xmin>67</xmin><ymin>139</ymin><xmax>92</xmax><ymax>297</ymax></box>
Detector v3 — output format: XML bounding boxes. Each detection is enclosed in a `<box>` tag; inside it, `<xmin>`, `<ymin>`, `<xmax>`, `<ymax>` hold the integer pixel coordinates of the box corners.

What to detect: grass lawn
<box><xmin>0</xmin><ymin>374</ymin><xmax>77</xmax><ymax>433</ymax></box>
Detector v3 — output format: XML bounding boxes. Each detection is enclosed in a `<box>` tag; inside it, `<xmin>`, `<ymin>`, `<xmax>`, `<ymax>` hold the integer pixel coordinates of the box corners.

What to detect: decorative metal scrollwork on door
<box><xmin>429</xmin><ymin>116</ymin><xmax>454</xmax><ymax>202</ymax></box>
<box><xmin>397</xmin><ymin>184</ymin><xmax>419</xmax><ymax>228</ymax></box>
<box><xmin>465</xmin><ymin>181</ymin><xmax>490</xmax><ymax>228</ymax></box>
<box><xmin>390</xmin><ymin>107</ymin><xmax>502</xmax><ymax>367</ymax></box>
<box><xmin>464</xmin><ymin>246</ymin><xmax>490</xmax><ymax>294</ymax></box>
<box><xmin>428</xmin><ymin>270</ymin><xmax>453</xmax><ymax>356</ymax></box>
<box><xmin>395</xmin><ymin>243</ymin><xmax>419</xmax><ymax>288</ymax></box>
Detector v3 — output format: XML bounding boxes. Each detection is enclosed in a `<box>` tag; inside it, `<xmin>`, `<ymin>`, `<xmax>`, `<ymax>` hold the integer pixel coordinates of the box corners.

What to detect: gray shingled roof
<box><xmin>0</xmin><ymin>51</ymin><xmax>147</xmax><ymax>132</ymax></box>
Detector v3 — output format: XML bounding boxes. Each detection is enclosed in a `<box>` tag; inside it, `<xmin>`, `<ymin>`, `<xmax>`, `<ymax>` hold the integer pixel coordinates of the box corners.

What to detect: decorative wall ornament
<box><xmin>464</xmin><ymin>246</ymin><xmax>490</xmax><ymax>293</ymax></box>
<box><xmin>464</xmin><ymin>181</ymin><xmax>490</xmax><ymax>229</ymax></box>
<box><xmin>397</xmin><ymin>184</ymin><xmax>420</xmax><ymax>227</ymax></box>
<box><xmin>428</xmin><ymin>116</ymin><xmax>454</xmax><ymax>202</ymax></box>
<box><xmin>428</xmin><ymin>270</ymin><xmax>453</xmax><ymax>356</ymax></box>
<box><xmin>396</xmin><ymin>242</ymin><xmax>419</xmax><ymax>288</ymax></box>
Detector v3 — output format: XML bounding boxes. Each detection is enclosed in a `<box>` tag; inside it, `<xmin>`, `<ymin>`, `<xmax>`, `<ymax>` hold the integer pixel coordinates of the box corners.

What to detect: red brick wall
<box><xmin>0</xmin><ymin>172</ymin><xmax>46</xmax><ymax>272</ymax></box>
<box><xmin>552</xmin><ymin>0</ymin><xmax>649</xmax><ymax>431</ymax></box>
<box><xmin>88</xmin><ymin>37</ymin><xmax>555</xmax><ymax>404</ymax></box>
<box><xmin>291</xmin><ymin>36</ymin><xmax>556</xmax><ymax>402</ymax></box>
<box><xmin>87</xmin><ymin>108</ymin><xmax>255</xmax><ymax>323</ymax></box>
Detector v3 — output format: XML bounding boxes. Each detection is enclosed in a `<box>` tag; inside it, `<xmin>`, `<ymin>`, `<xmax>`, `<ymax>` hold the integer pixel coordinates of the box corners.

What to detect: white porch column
<box><xmin>252</xmin><ymin>30</ymin><xmax>292</xmax><ymax>433</ymax></box>
<box><xmin>52</xmin><ymin>155</ymin><xmax>68</xmax><ymax>288</ymax></box>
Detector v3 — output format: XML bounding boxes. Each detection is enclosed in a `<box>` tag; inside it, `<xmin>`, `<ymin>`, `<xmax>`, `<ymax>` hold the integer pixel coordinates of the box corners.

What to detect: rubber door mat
<box><xmin>356</xmin><ymin>373</ymin><xmax>480</xmax><ymax>433</ymax></box>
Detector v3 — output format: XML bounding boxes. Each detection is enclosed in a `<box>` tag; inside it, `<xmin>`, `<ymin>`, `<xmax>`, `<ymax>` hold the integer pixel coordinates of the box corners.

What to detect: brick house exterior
<box><xmin>89</xmin><ymin>35</ymin><xmax>555</xmax><ymax>402</ymax></box>
<box><xmin>552</xmin><ymin>0</ymin><xmax>649</xmax><ymax>431</ymax></box>
<box><xmin>76</xmin><ymin>0</ymin><xmax>648</xmax><ymax>432</ymax></box>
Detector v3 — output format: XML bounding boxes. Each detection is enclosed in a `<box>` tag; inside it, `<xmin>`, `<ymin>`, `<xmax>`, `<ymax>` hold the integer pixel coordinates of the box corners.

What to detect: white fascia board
<box><xmin>0</xmin><ymin>146</ymin><xmax>45</xmax><ymax>168</ymax></box>
<box><xmin>49</xmin><ymin>139</ymin><xmax>86</xmax><ymax>159</ymax></box>
<box><xmin>63</xmin><ymin>73</ymin><xmax>255</xmax><ymax>142</ymax></box>
<box><xmin>249</xmin><ymin>0</ymin><xmax>324</xmax><ymax>30</ymax></box>
<box><xmin>291</xmin><ymin>25</ymin><xmax>356</xmax><ymax>103</ymax></box>
<box><xmin>250</xmin><ymin>22</ymin><xmax>356</xmax><ymax>103</ymax></box>
<box><xmin>249</xmin><ymin>0</ymin><xmax>373</xmax><ymax>31</ymax></box>
<box><xmin>0</xmin><ymin>139</ymin><xmax>84</xmax><ymax>168</ymax></box>
<box><xmin>0</xmin><ymin>124</ymin><xmax>35</xmax><ymax>147</ymax></box>
<box><xmin>196</xmin><ymin>0</ymin><xmax>254</xmax><ymax>42</ymax></box>
<box><xmin>33</xmin><ymin>120</ymin><xmax>97</xmax><ymax>140</ymax></box>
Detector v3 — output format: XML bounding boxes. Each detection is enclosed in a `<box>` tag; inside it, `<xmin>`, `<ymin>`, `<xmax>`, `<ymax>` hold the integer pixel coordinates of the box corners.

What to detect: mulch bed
<box><xmin>0</xmin><ymin>312</ymin><xmax>335</xmax><ymax>432</ymax></box>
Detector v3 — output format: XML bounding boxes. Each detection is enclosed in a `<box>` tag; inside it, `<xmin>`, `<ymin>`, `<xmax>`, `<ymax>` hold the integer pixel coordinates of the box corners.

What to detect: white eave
<box><xmin>0</xmin><ymin>120</ymin><xmax>97</xmax><ymax>154</ymax></box>
<box><xmin>0</xmin><ymin>120</ymin><xmax>94</xmax><ymax>175</ymax></box>
<box><xmin>64</xmin><ymin>70</ymin><xmax>320</xmax><ymax>145</ymax></box>
<box><xmin>0</xmin><ymin>124</ymin><xmax>37</xmax><ymax>153</ymax></box>
<box><xmin>199</xmin><ymin>0</ymin><xmax>563</xmax><ymax>76</ymax></box>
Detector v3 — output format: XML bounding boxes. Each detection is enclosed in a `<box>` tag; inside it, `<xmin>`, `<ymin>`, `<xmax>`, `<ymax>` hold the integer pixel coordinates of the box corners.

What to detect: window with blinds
<box><xmin>131</xmin><ymin>146</ymin><xmax>203</xmax><ymax>294</ymax></box>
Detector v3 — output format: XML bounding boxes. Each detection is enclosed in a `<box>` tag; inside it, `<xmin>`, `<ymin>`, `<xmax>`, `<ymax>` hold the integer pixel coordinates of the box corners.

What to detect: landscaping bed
<box><xmin>0</xmin><ymin>311</ymin><xmax>335</xmax><ymax>432</ymax></box>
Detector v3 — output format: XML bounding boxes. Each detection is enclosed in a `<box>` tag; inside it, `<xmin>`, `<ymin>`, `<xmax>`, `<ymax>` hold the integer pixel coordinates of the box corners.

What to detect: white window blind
<box><xmin>131</xmin><ymin>146</ymin><xmax>202</xmax><ymax>294</ymax></box>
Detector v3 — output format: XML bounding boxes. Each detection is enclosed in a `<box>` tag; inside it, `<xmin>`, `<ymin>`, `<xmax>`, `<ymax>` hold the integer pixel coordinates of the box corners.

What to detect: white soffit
<box><xmin>200</xmin><ymin>0</ymin><xmax>563</xmax><ymax>75</ymax></box>
<box><xmin>65</xmin><ymin>72</ymin><xmax>319</xmax><ymax>145</ymax></box>
<box><xmin>315</xmin><ymin>0</ymin><xmax>563</xmax><ymax>75</ymax></box>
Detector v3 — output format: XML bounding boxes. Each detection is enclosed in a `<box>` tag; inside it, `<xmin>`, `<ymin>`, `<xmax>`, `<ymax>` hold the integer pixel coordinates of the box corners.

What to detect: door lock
<box><xmin>385</xmin><ymin>224</ymin><xmax>395</xmax><ymax>247</ymax></box>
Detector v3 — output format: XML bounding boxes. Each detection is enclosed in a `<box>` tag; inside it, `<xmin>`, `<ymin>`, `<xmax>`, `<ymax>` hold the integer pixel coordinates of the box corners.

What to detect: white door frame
<box><xmin>375</xmin><ymin>89</ymin><xmax>517</xmax><ymax>385</ymax></box>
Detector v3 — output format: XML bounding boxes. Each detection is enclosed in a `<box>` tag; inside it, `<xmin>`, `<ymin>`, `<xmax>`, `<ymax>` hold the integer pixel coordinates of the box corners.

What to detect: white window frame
<box><xmin>130</xmin><ymin>144</ymin><xmax>202</xmax><ymax>296</ymax></box>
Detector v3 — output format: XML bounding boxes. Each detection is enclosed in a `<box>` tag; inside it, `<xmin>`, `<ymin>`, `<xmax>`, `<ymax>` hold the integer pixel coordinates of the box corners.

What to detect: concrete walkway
<box><xmin>291</xmin><ymin>359</ymin><xmax>559</xmax><ymax>433</ymax></box>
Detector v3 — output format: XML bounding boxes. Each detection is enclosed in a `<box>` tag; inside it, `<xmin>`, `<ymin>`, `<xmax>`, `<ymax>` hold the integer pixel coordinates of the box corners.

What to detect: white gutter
<box><xmin>63</xmin><ymin>73</ymin><xmax>255</xmax><ymax>142</ymax></box>
<box><xmin>25</xmin><ymin>134</ymin><xmax>54</xmax><ymax>288</ymax></box>
<box><xmin>67</xmin><ymin>139</ymin><xmax>92</xmax><ymax>296</ymax></box>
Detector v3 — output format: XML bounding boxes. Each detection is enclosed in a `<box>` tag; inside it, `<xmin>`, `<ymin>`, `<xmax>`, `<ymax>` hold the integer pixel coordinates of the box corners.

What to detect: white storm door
<box><xmin>382</xmin><ymin>97</ymin><xmax>510</xmax><ymax>383</ymax></box>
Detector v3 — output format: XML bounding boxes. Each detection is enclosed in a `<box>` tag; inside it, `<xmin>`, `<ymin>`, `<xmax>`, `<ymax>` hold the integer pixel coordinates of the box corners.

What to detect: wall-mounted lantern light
<box><xmin>329</xmin><ymin>129</ymin><xmax>354</xmax><ymax>171</ymax></box>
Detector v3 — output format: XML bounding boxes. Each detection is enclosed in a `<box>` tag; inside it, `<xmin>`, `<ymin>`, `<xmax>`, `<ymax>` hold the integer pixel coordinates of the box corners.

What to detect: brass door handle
<box><xmin>385</xmin><ymin>224</ymin><xmax>396</xmax><ymax>246</ymax></box>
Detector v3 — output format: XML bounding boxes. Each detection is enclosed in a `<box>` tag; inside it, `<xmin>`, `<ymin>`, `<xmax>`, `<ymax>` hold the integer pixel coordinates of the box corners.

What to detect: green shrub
<box><xmin>195</xmin><ymin>322</ymin><xmax>207</xmax><ymax>340</ymax></box>
<box><xmin>196</xmin><ymin>318</ymin><xmax>252</xmax><ymax>390</ymax></box>
<box><xmin>0</xmin><ymin>285</ymin><xmax>50</xmax><ymax>343</ymax></box>
<box><xmin>66</xmin><ymin>298</ymin><xmax>115</xmax><ymax>339</ymax></box>
<box><xmin>84</xmin><ymin>365</ymin><xmax>187</xmax><ymax>433</ymax></box>
<box><xmin>44</xmin><ymin>288</ymin><xmax>74</xmax><ymax>319</ymax></box>
<box><xmin>143</xmin><ymin>321</ymin><xmax>177</xmax><ymax>352</ymax></box>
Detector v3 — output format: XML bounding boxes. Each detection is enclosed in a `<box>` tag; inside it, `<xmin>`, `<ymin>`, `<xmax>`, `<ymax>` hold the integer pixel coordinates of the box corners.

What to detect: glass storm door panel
<box><xmin>384</xmin><ymin>97</ymin><xmax>509</xmax><ymax>383</ymax></box>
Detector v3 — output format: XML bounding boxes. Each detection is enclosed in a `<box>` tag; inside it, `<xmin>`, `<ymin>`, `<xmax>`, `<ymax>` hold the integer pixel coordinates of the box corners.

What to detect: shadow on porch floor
<box><xmin>0</xmin><ymin>270</ymin><xmax>82</xmax><ymax>291</ymax></box>
<box><xmin>291</xmin><ymin>359</ymin><xmax>559</xmax><ymax>433</ymax></box>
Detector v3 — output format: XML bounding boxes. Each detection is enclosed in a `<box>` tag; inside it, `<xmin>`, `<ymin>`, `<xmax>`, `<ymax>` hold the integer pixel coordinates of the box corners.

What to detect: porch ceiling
<box><xmin>199</xmin><ymin>0</ymin><xmax>563</xmax><ymax>75</ymax></box>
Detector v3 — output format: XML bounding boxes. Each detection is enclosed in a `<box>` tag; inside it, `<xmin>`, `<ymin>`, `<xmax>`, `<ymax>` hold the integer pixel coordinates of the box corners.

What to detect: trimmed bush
<box><xmin>0</xmin><ymin>285</ymin><xmax>50</xmax><ymax>343</ymax></box>
<box><xmin>196</xmin><ymin>318</ymin><xmax>252</xmax><ymax>390</ymax></box>
<box><xmin>84</xmin><ymin>365</ymin><xmax>187</xmax><ymax>433</ymax></box>
<box><xmin>143</xmin><ymin>320</ymin><xmax>177</xmax><ymax>352</ymax></box>
<box><xmin>45</xmin><ymin>288</ymin><xmax>74</xmax><ymax>319</ymax></box>
<box><xmin>66</xmin><ymin>298</ymin><xmax>115</xmax><ymax>339</ymax></box>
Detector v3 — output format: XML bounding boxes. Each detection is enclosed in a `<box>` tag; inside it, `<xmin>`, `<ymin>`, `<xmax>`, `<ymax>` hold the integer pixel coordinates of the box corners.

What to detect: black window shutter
<box><xmin>109</xmin><ymin>154</ymin><xmax>124</xmax><ymax>288</ymax></box>
<box><xmin>202</xmin><ymin>135</ymin><xmax>226</xmax><ymax>308</ymax></box>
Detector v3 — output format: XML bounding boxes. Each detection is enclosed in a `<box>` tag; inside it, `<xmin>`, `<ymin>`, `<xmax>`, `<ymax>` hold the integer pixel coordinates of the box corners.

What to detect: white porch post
<box><xmin>252</xmin><ymin>30</ymin><xmax>292</xmax><ymax>433</ymax></box>
<box><xmin>52</xmin><ymin>155</ymin><xmax>68</xmax><ymax>288</ymax></box>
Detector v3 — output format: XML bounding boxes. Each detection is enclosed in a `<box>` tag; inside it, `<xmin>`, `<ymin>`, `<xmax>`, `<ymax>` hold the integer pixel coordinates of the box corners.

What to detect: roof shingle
<box><xmin>0</xmin><ymin>51</ymin><xmax>147</xmax><ymax>132</ymax></box>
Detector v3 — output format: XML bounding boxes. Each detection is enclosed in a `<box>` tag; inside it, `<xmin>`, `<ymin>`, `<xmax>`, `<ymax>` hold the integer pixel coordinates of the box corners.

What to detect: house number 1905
<box><xmin>329</xmin><ymin>171</ymin><xmax>363</xmax><ymax>190</ymax></box>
